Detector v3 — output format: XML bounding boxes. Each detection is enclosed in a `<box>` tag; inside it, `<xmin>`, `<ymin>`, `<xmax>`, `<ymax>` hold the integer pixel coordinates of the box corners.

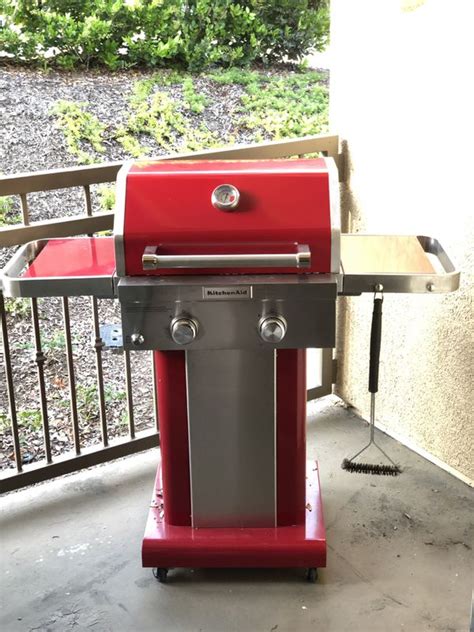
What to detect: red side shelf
<box><xmin>23</xmin><ymin>237</ymin><xmax>115</xmax><ymax>279</ymax></box>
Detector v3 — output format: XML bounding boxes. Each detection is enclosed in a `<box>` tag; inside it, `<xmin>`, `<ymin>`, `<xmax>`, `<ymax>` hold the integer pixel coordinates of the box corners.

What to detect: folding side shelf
<box><xmin>340</xmin><ymin>235</ymin><xmax>459</xmax><ymax>294</ymax></box>
<box><xmin>1</xmin><ymin>237</ymin><xmax>116</xmax><ymax>298</ymax></box>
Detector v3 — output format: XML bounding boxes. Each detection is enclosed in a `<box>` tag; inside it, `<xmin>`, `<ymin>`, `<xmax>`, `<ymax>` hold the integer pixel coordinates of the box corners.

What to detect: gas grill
<box><xmin>1</xmin><ymin>157</ymin><xmax>460</xmax><ymax>581</ymax></box>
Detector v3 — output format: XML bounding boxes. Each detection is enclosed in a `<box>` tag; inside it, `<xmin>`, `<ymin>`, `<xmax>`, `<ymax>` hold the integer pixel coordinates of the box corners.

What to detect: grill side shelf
<box><xmin>340</xmin><ymin>234</ymin><xmax>460</xmax><ymax>295</ymax></box>
<box><xmin>0</xmin><ymin>238</ymin><xmax>116</xmax><ymax>298</ymax></box>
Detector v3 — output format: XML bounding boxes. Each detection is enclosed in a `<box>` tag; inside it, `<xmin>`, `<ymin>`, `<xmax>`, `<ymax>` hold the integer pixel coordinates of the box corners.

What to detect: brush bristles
<box><xmin>341</xmin><ymin>458</ymin><xmax>401</xmax><ymax>476</ymax></box>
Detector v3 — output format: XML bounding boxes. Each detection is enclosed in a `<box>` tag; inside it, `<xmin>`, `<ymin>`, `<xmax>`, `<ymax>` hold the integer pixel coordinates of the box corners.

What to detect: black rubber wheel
<box><xmin>306</xmin><ymin>567</ymin><xmax>318</xmax><ymax>583</ymax></box>
<box><xmin>153</xmin><ymin>567</ymin><xmax>168</xmax><ymax>583</ymax></box>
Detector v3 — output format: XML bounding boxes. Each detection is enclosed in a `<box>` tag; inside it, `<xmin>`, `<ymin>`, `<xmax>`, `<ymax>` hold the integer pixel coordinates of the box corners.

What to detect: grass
<box><xmin>4</xmin><ymin>297</ymin><xmax>30</xmax><ymax>318</ymax></box>
<box><xmin>18</xmin><ymin>409</ymin><xmax>43</xmax><ymax>432</ymax></box>
<box><xmin>206</xmin><ymin>68</ymin><xmax>266</xmax><ymax>85</ymax></box>
<box><xmin>97</xmin><ymin>184</ymin><xmax>116</xmax><ymax>211</ymax></box>
<box><xmin>241</xmin><ymin>72</ymin><xmax>328</xmax><ymax>139</ymax></box>
<box><xmin>51</xmin><ymin>100</ymin><xmax>107</xmax><ymax>164</ymax></box>
<box><xmin>0</xmin><ymin>196</ymin><xmax>13</xmax><ymax>223</ymax></box>
<box><xmin>117</xmin><ymin>81</ymin><xmax>218</xmax><ymax>157</ymax></box>
<box><xmin>0</xmin><ymin>413</ymin><xmax>10</xmax><ymax>432</ymax></box>
<box><xmin>0</xmin><ymin>367</ymin><xmax>125</xmax><ymax>440</ymax></box>
<box><xmin>13</xmin><ymin>328</ymin><xmax>81</xmax><ymax>352</ymax></box>
<box><xmin>42</xmin><ymin>330</ymin><xmax>66</xmax><ymax>352</ymax></box>
<box><xmin>124</xmin><ymin>90</ymin><xmax>185</xmax><ymax>150</ymax></box>
<box><xmin>75</xmin><ymin>385</ymin><xmax>98</xmax><ymax>421</ymax></box>
<box><xmin>69</xmin><ymin>384</ymin><xmax>127</xmax><ymax>422</ymax></box>
<box><xmin>182</xmin><ymin>77</ymin><xmax>208</xmax><ymax>114</ymax></box>
<box><xmin>0</xmin><ymin>195</ymin><xmax>21</xmax><ymax>226</ymax></box>
<box><xmin>52</xmin><ymin>68</ymin><xmax>328</xmax><ymax>163</ymax></box>
<box><xmin>114</xmin><ymin>126</ymin><xmax>146</xmax><ymax>159</ymax></box>
<box><xmin>0</xmin><ymin>410</ymin><xmax>43</xmax><ymax>433</ymax></box>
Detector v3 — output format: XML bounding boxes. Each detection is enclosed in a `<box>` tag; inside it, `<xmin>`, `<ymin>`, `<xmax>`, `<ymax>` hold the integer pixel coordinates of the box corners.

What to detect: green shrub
<box><xmin>257</xmin><ymin>1</ymin><xmax>329</xmax><ymax>64</ymax></box>
<box><xmin>0</xmin><ymin>0</ymin><xmax>329</xmax><ymax>70</ymax></box>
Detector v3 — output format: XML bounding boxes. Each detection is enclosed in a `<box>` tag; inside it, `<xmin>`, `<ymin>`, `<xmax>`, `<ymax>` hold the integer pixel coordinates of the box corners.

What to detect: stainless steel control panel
<box><xmin>118</xmin><ymin>274</ymin><xmax>337</xmax><ymax>351</ymax></box>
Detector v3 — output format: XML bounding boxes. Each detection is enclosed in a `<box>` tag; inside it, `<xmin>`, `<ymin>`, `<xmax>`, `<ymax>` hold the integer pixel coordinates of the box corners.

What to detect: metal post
<box><xmin>30</xmin><ymin>296</ymin><xmax>52</xmax><ymax>463</ymax></box>
<box><xmin>84</xmin><ymin>183</ymin><xmax>108</xmax><ymax>447</ymax></box>
<box><xmin>0</xmin><ymin>291</ymin><xmax>22</xmax><ymax>472</ymax></box>
<box><xmin>124</xmin><ymin>350</ymin><xmax>135</xmax><ymax>439</ymax></box>
<box><xmin>62</xmin><ymin>297</ymin><xmax>81</xmax><ymax>455</ymax></box>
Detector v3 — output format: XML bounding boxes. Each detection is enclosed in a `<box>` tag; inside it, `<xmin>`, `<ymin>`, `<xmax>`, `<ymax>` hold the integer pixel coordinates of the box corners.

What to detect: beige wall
<box><xmin>330</xmin><ymin>0</ymin><xmax>474</xmax><ymax>482</ymax></box>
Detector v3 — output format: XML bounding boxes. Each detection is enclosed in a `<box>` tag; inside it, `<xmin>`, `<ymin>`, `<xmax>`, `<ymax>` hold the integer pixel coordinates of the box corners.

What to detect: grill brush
<box><xmin>342</xmin><ymin>287</ymin><xmax>402</xmax><ymax>476</ymax></box>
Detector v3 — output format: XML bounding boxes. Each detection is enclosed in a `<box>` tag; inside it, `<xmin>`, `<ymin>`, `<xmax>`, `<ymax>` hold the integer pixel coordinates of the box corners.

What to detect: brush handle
<box><xmin>369</xmin><ymin>297</ymin><xmax>383</xmax><ymax>393</ymax></box>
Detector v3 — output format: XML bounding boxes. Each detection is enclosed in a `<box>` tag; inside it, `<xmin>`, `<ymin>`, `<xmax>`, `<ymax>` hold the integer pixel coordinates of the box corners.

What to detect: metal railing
<box><xmin>0</xmin><ymin>134</ymin><xmax>340</xmax><ymax>493</ymax></box>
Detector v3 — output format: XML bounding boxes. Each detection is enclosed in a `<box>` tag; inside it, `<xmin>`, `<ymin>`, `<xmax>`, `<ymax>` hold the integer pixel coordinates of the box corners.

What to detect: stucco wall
<box><xmin>330</xmin><ymin>0</ymin><xmax>474</xmax><ymax>481</ymax></box>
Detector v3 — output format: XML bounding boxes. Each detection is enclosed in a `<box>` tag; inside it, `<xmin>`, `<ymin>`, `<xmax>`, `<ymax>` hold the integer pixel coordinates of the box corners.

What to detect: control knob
<box><xmin>259</xmin><ymin>316</ymin><xmax>287</xmax><ymax>343</ymax></box>
<box><xmin>170</xmin><ymin>317</ymin><xmax>198</xmax><ymax>345</ymax></box>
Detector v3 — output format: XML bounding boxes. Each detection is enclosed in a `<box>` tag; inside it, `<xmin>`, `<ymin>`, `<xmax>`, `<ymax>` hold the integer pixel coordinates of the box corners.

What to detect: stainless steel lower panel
<box><xmin>186</xmin><ymin>349</ymin><xmax>276</xmax><ymax>528</ymax></box>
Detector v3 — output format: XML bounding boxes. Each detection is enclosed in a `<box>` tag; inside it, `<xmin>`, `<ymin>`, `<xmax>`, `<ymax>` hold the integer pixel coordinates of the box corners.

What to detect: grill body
<box><xmin>116</xmin><ymin>158</ymin><xmax>339</xmax><ymax>569</ymax></box>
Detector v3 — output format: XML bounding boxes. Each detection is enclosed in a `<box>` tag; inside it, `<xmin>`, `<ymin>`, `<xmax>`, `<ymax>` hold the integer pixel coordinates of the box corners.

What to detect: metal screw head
<box><xmin>131</xmin><ymin>333</ymin><xmax>144</xmax><ymax>346</ymax></box>
<box><xmin>426</xmin><ymin>282</ymin><xmax>435</xmax><ymax>292</ymax></box>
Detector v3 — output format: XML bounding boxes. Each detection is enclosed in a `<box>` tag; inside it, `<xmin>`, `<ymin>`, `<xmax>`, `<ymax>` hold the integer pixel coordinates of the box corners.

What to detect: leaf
<box><xmin>53</xmin><ymin>376</ymin><xmax>66</xmax><ymax>389</ymax></box>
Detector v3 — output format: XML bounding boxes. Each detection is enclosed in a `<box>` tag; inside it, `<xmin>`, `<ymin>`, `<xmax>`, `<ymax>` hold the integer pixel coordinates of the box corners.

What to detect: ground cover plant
<box><xmin>0</xmin><ymin>195</ymin><xmax>20</xmax><ymax>224</ymax></box>
<box><xmin>50</xmin><ymin>68</ymin><xmax>328</xmax><ymax>165</ymax></box>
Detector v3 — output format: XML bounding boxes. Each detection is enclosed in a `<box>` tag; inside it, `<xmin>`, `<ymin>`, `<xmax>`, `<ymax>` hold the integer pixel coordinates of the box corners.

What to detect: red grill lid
<box><xmin>115</xmin><ymin>158</ymin><xmax>339</xmax><ymax>276</ymax></box>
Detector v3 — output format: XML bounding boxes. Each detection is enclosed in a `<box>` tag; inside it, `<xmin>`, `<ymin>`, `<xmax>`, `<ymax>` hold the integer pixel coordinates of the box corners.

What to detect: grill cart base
<box><xmin>142</xmin><ymin>457</ymin><xmax>326</xmax><ymax>576</ymax></box>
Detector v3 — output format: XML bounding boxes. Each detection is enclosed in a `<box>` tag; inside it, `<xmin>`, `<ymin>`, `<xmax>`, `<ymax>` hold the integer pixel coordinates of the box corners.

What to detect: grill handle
<box><xmin>369</xmin><ymin>296</ymin><xmax>383</xmax><ymax>394</ymax></box>
<box><xmin>142</xmin><ymin>245</ymin><xmax>311</xmax><ymax>270</ymax></box>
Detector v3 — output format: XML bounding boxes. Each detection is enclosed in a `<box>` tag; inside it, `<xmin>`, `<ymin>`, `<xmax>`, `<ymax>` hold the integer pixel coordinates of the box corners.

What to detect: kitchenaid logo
<box><xmin>203</xmin><ymin>286</ymin><xmax>252</xmax><ymax>300</ymax></box>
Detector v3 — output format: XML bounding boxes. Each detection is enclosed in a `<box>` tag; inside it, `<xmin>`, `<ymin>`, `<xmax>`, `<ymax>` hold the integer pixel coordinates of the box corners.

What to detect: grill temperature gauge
<box><xmin>211</xmin><ymin>184</ymin><xmax>240</xmax><ymax>211</ymax></box>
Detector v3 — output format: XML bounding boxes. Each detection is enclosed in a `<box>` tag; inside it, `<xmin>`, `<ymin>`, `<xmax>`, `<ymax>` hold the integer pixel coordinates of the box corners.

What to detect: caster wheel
<box><xmin>153</xmin><ymin>567</ymin><xmax>168</xmax><ymax>583</ymax></box>
<box><xmin>306</xmin><ymin>567</ymin><xmax>318</xmax><ymax>583</ymax></box>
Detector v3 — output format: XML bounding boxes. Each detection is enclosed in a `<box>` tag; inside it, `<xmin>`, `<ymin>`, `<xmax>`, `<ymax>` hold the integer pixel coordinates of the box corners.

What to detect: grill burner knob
<box><xmin>171</xmin><ymin>318</ymin><xmax>198</xmax><ymax>345</ymax></box>
<box><xmin>259</xmin><ymin>316</ymin><xmax>287</xmax><ymax>344</ymax></box>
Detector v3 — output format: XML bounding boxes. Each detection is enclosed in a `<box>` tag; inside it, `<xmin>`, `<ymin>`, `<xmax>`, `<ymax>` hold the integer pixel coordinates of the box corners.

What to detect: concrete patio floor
<box><xmin>1</xmin><ymin>397</ymin><xmax>472</xmax><ymax>632</ymax></box>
